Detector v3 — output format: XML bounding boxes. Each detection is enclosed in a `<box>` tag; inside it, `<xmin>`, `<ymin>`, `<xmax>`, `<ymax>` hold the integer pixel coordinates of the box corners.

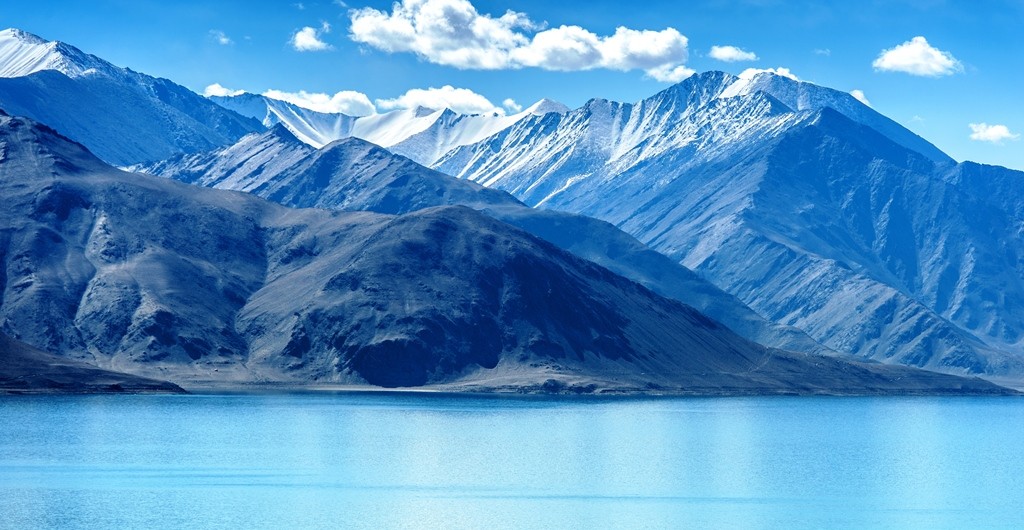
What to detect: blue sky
<box><xmin>5</xmin><ymin>0</ymin><xmax>1023</xmax><ymax>169</ymax></box>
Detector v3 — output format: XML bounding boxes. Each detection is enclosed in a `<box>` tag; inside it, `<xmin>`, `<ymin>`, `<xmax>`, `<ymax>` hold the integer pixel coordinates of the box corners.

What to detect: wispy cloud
<box><xmin>348</xmin><ymin>0</ymin><xmax>691</xmax><ymax>81</ymax></box>
<box><xmin>850</xmin><ymin>89</ymin><xmax>871</xmax><ymax>106</ymax></box>
<box><xmin>291</xmin><ymin>22</ymin><xmax>333</xmax><ymax>52</ymax></box>
<box><xmin>203</xmin><ymin>83</ymin><xmax>244</xmax><ymax>97</ymax></box>
<box><xmin>873</xmin><ymin>36</ymin><xmax>962</xmax><ymax>76</ymax></box>
<box><xmin>708</xmin><ymin>45</ymin><xmax>758</xmax><ymax>62</ymax></box>
<box><xmin>969</xmin><ymin>123</ymin><xmax>1019</xmax><ymax>144</ymax></box>
<box><xmin>738</xmin><ymin>67</ymin><xmax>799</xmax><ymax>81</ymax></box>
<box><xmin>209</xmin><ymin>30</ymin><xmax>233</xmax><ymax>46</ymax></box>
<box><xmin>813</xmin><ymin>48</ymin><xmax>831</xmax><ymax>56</ymax></box>
<box><xmin>502</xmin><ymin>98</ymin><xmax>523</xmax><ymax>113</ymax></box>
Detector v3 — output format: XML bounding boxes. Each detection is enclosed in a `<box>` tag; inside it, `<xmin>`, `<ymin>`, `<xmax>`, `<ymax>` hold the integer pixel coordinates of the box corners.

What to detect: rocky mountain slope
<box><xmin>138</xmin><ymin>126</ymin><xmax>829</xmax><ymax>355</ymax></box>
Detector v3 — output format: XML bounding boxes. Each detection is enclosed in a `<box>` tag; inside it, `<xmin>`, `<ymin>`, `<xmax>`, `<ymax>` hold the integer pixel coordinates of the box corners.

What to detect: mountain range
<box><xmin>5</xmin><ymin>110</ymin><xmax>1003</xmax><ymax>394</ymax></box>
<box><xmin>178</xmin><ymin>69</ymin><xmax>1024</xmax><ymax>378</ymax></box>
<box><xmin>0</xmin><ymin>28</ymin><xmax>1021</xmax><ymax>392</ymax></box>
<box><xmin>136</xmin><ymin>124</ymin><xmax>829</xmax><ymax>356</ymax></box>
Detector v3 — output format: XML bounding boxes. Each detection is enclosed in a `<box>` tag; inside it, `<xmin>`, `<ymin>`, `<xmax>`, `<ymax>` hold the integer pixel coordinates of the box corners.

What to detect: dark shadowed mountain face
<box><xmin>0</xmin><ymin>333</ymin><xmax>183</xmax><ymax>394</ymax></box>
<box><xmin>0</xmin><ymin>112</ymin><xmax>1007</xmax><ymax>394</ymax></box>
<box><xmin>138</xmin><ymin>127</ymin><xmax>831</xmax><ymax>356</ymax></box>
<box><xmin>0</xmin><ymin>29</ymin><xmax>262</xmax><ymax>165</ymax></box>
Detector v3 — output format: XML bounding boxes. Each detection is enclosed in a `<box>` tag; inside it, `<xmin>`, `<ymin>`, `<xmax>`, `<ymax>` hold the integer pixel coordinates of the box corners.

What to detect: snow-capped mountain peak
<box><xmin>524</xmin><ymin>98</ymin><xmax>571</xmax><ymax>116</ymax></box>
<box><xmin>0</xmin><ymin>28</ymin><xmax>112</xmax><ymax>78</ymax></box>
<box><xmin>412</xmin><ymin>105</ymin><xmax>439</xmax><ymax>117</ymax></box>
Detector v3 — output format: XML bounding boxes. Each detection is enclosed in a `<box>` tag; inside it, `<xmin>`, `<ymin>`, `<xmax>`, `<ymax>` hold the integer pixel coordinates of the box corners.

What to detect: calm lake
<box><xmin>2</xmin><ymin>393</ymin><xmax>1023</xmax><ymax>529</ymax></box>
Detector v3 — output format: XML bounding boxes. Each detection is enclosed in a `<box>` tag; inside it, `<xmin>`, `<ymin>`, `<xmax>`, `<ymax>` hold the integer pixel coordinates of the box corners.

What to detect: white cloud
<box><xmin>263</xmin><ymin>89</ymin><xmax>376</xmax><ymax>116</ymax></box>
<box><xmin>203</xmin><ymin>83</ymin><xmax>245</xmax><ymax>97</ymax></box>
<box><xmin>969</xmin><ymin>123</ymin><xmax>1019</xmax><ymax>144</ymax></box>
<box><xmin>646</xmin><ymin>64</ymin><xmax>695</xmax><ymax>83</ymax></box>
<box><xmin>738</xmin><ymin>67</ymin><xmax>799</xmax><ymax>81</ymax></box>
<box><xmin>813</xmin><ymin>48</ymin><xmax>831</xmax><ymax>56</ymax></box>
<box><xmin>502</xmin><ymin>98</ymin><xmax>522</xmax><ymax>113</ymax></box>
<box><xmin>850</xmin><ymin>89</ymin><xmax>871</xmax><ymax>107</ymax></box>
<box><xmin>872</xmin><ymin>36</ymin><xmax>962</xmax><ymax>77</ymax></box>
<box><xmin>348</xmin><ymin>0</ymin><xmax>690</xmax><ymax>80</ymax></box>
<box><xmin>709</xmin><ymin>45</ymin><xmax>758</xmax><ymax>62</ymax></box>
<box><xmin>510</xmin><ymin>25</ymin><xmax>602</xmax><ymax>71</ymax></box>
<box><xmin>349</xmin><ymin>0</ymin><xmax>533</xmax><ymax>69</ymax></box>
<box><xmin>209</xmin><ymin>30</ymin><xmax>233</xmax><ymax>46</ymax></box>
<box><xmin>291</xmin><ymin>22</ymin><xmax>333</xmax><ymax>52</ymax></box>
<box><xmin>597</xmin><ymin>27</ymin><xmax>689</xmax><ymax>72</ymax></box>
<box><xmin>376</xmin><ymin>85</ymin><xmax>504</xmax><ymax>115</ymax></box>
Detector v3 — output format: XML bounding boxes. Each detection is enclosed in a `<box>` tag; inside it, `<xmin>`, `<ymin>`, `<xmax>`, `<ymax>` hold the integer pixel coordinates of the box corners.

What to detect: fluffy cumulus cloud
<box><xmin>203</xmin><ymin>83</ymin><xmax>245</xmax><ymax>97</ymax></box>
<box><xmin>348</xmin><ymin>0</ymin><xmax>691</xmax><ymax>80</ymax></box>
<box><xmin>850</xmin><ymin>89</ymin><xmax>871</xmax><ymax>106</ymax></box>
<box><xmin>263</xmin><ymin>89</ymin><xmax>376</xmax><ymax>116</ymax></box>
<box><xmin>968</xmin><ymin>123</ymin><xmax>1020</xmax><ymax>144</ymax></box>
<box><xmin>708</xmin><ymin>45</ymin><xmax>758</xmax><ymax>62</ymax></box>
<box><xmin>872</xmin><ymin>36</ymin><xmax>962</xmax><ymax>77</ymax></box>
<box><xmin>376</xmin><ymin>85</ymin><xmax>505</xmax><ymax>115</ymax></box>
<box><xmin>291</xmin><ymin>22</ymin><xmax>333</xmax><ymax>52</ymax></box>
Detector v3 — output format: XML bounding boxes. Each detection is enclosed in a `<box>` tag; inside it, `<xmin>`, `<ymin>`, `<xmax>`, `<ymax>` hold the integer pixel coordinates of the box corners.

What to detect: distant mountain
<box><xmin>0</xmin><ymin>28</ymin><xmax>261</xmax><ymax>165</ymax></box>
<box><xmin>425</xmin><ymin>71</ymin><xmax>1024</xmax><ymax>376</ymax></box>
<box><xmin>138</xmin><ymin>125</ymin><xmax>519</xmax><ymax>213</ymax></box>
<box><xmin>211</xmin><ymin>92</ymin><xmax>569</xmax><ymax>165</ymax></box>
<box><xmin>138</xmin><ymin>126</ymin><xmax>830</xmax><ymax>356</ymax></box>
<box><xmin>2</xmin><ymin>110</ymin><xmax>1004</xmax><ymax>394</ymax></box>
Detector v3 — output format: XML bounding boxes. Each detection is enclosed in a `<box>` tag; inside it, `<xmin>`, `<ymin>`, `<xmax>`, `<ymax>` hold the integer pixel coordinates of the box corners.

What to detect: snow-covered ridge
<box><xmin>0</xmin><ymin>28</ymin><xmax>262</xmax><ymax>165</ymax></box>
<box><xmin>0</xmin><ymin>28</ymin><xmax>114</xmax><ymax>78</ymax></box>
<box><xmin>211</xmin><ymin>92</ymin><xmax>572</xmax><ymax>165</ymax></box>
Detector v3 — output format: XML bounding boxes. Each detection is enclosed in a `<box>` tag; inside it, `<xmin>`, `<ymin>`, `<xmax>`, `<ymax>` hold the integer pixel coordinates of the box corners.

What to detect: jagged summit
<box><xmin>412</xmin><ymin>105</ymin><xmax>439</xmax><ymax>117</ymax></box>
<box><xmin>265</xmin><ymin>122</ymin><xmax>302</xmax><ymax>144</ymax></box>
<box><xmin>0</xmin><ymin>28</ymin><xmax>113</xmax><ymax>79</ymax></box>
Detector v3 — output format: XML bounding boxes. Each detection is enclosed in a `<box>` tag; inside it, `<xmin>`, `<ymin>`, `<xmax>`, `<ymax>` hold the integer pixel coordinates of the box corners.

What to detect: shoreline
<box><xmin>3</xmin><ymin>382</ymin><xmax>1019</xmax><ymax>398</ymax></box>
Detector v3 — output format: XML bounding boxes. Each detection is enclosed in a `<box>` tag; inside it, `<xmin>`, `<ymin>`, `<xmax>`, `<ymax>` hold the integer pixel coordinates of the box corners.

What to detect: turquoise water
<box><xmin>2</xmin><ymin>394</ymin><xmax>1023</xmax><ymax>529</ymax></box>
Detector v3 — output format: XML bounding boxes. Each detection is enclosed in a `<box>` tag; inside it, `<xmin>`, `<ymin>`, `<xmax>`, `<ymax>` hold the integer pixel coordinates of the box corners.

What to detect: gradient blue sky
<box><xmin>5</xmin><ymin>0</ymin><xmax>1023</xmax><ymax>169</ymax></box>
